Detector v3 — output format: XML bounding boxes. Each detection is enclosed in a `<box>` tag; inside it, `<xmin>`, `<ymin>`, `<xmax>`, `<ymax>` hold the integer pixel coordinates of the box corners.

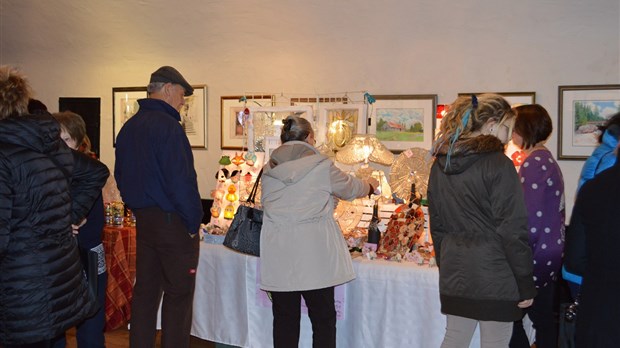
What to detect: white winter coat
<box><xmin>259</xmin><ymin>141</ymin><xmax>371</xmax><ymax>291</ymax></box>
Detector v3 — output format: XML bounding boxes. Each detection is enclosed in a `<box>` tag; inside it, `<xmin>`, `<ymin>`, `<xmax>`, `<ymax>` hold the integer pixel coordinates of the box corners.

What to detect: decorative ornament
<box><xmin>218</xmin><ymin>155</ymin><xmax>231</xmax><ymax>165</ymax></box>
<box><xmin>210</xmin><ymin>205</ymin><xmax>221</xmax><ymax>218</ymax></box>
<box><xmin>389</xmin><ymin>147</ymin><xmax>433</xmax><ymax>201</ymax></box>
<box><xmin>244</xmin><ymin>151</ymin><xmax>257</xmax><ymax>166</ymax></box>
<box><xmin>231</xmin><ymin>152</ymin><xmax>245</xmax><ymax>166</ymax></box>
<box><xmin>210</xmin><ymin>189</ymin><xmax>224</xmax><ymax>201</ymax></box>
<box><xmin>215</xmin><ymin>169</ymin><xmax>229</xmax><ymax>182</ymax></box>
<box><xmin>225</xmin><ymin>184</ymin><xmax>238</xmax><ymax>202</ymax></box>
<box><xmin>243</xmin><ymin>172</ymin><xmax>253</xmax><ymax>183</ymax></box>
<box><xmin>223</xmin><ymin>204</ymin><xmax>235</xmax><ymax>220</ymax></box>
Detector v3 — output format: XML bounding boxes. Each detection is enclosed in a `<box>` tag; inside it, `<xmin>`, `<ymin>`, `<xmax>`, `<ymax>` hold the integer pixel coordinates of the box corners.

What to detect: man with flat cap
<box><xmin>115</xmin><ymin>66</ymin><xmax>203</xmax><ymax>348</ymax></box>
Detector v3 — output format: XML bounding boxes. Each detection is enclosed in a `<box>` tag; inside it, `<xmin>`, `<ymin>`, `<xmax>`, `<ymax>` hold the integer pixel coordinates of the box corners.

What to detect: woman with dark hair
<box><xmin>427</xmin><ymin>94</ymin><xmax>535</xmax><ymax>348</ymax></box>
<box><xmin>509</xmin><ymin>104</ymin><xmax>565</xmax><ymax>348</ymax></box>
<box><xmin>52</xmin><ymin>111</ymin><xmax>108</xmax><ymax>348</ymax></box>
<box><xmin>259</xmin><ymin>115</ymin><xmax>378</xmax><ymax>348</ymax></box>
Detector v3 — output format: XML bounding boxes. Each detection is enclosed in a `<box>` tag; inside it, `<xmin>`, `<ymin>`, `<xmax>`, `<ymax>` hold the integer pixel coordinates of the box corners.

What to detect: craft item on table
<box><xmin>343</xmin><ymin>227</ymin><xmax>366</xmax><ymax>251</ymax></box>
<box><xmin>210</xmin><ymin>205</ymin><xmax>221</xmax><ymax>218</ymax></box>
<box><xmin>378</xmin><ymin>202</ymin><xmax>425</xmax><ymax>255</ymax></box>
<box><xmin>223</xmin><ymin>204</ymin><xmax>235</xmax><ymax>220</ymax></box>
<box><xmin>229</xmin><ymin>170</ymin><xmax>241</xmax><ymax>183</ymax></box>
<box><xmin>211</xmin><ymin>188</ymin><xmax>224</xmax><ymax>201</ymax></box>
<box><xmin>362</xmin><ymin>243</ymin><xmax>377</xmax><ymax>260</ymax></box>
<box><xmin>231</xmin><ymin>152</ymin><xmax>245</xmax><ymax>166</ymax></box>
<box><xmin>215</xmin><ymin>168</ymin><xmax>229</xmax><ymax>182</ymax></box>
<box><xmin>243</xmin><ymin>172</ymin><xmax>253</xmax><ymax>183</ymax></box>
<box><xmin>244</xmin><ymin>151</ymin><xmax>257</xmax><ymax>166</ymax></box>
<box><xmin>226</xmin><ymin>184</ymin><xmax>239</xmax><ymax>202</ymax></box>
<box><xmin>405</xmin><ymin>250</ymin><xmax>426</xmax><ymax>265</ymax></box>
<box><xmin>218</xmin><ymin>155</ymin><xmax>232</xmax><ymax>165</ymax></box>
<box><xmin>389</xmin><ymin>147</ymin><xmax>433</xmax><ymax>201</ymax></box>
<box><xmin>334</xmin><ymin>200</ymin><xmax>365</xmax><ymax>233</ymax></box>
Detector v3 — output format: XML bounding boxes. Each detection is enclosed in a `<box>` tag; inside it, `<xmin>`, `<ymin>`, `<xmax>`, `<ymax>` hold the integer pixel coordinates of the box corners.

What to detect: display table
<box><xmin>102</xmin><ymin>225</ymin><xmax>136</xmax><ymax>331</ymax></box>
<box><xmin>189</xmin><ymin>243</ymin><xmax>534</xmax><ymax>348</ymax></box>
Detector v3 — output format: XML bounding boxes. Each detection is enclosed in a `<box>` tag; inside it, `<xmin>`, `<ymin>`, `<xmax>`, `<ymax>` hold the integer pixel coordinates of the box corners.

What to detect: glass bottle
<box><xmin>367</xmin><ymin>200</ymin><xmax>381</xmax><ymax>244</ymax></box>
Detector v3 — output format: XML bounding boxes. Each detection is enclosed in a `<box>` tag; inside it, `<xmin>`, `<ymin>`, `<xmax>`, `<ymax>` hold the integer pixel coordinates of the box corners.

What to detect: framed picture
<box><xmin>290</xmin><ymin>96</ymin><xmax>348</xmax><ymax>121</ymax></box>
<box><xmin>558</xmin><ymin>85</ymin><xmax>620</xmax><ymax>160</ymax></box>
<box><xmin>458</xmin><ymin>91</ymin><xmax>536</xmax><ymax>106</ymax></box>
<box><xmin>112</xmin><ymin>87</ymin><xmax>147</xmax><ymax>146</ymax></box>
<box><xmin>181</xmin><ymin>85</ymin><xmax>208</xmax><ymax>148</ymax></box>
<box><xmin>316</xmin><ymin>103</ymin><xmax>367</xmax><ymax>149</ymax></box>
<box><xmin>246</xmin><ymin>105</ymin><xmax>314</xmax><ymax>152</ymax></box>
<box><xmin>221</xmin><ymin>95</ymin><xmax>274</xmax><ymax>150</ymax></box>
<box><xmin>368</xmin><ymin>94</ymin><xmax>437</xmax><ymax>151</ymax></box>
<box><xmin>113</xmin><ymin>85</ymin><xmax>208</xmax><ymax>148</ymax></box>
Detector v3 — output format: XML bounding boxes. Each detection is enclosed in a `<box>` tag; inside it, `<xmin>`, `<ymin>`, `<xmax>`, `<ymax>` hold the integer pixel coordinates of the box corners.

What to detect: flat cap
<box><xmin>150</xmin><ymin>66</ymin><xmax>194</xmax><ymax>96</ymax></box>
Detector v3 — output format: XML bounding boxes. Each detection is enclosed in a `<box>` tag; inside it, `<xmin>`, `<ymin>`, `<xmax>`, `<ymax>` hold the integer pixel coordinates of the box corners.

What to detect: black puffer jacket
<box><xmin>0</xmin><ymin>114</ymin><xmax>109</xmax><ymax>345</ymax></box>
<box><xmin>428</xmin><ymin>135</ymin><xmax>536</xmax><ymax>322</ymax></box>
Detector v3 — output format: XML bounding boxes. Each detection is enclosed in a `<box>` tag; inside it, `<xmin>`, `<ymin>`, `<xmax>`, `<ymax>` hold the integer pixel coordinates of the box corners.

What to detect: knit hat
<box><xmin>150</xmin><ymin>66</ymin><xmax>194</xmax><ymax>96</ymax></box>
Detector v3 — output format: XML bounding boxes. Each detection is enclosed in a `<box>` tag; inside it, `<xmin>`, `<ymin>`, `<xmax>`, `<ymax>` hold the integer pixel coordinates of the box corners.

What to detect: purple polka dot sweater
<box><xmin>518</xmin><ymin>149</ymin><xmax>565</xmax><ymax>288</ymax></box>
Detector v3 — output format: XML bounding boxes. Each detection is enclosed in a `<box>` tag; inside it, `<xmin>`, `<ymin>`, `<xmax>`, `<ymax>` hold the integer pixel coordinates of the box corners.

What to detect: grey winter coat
<box><xmin>259</xmin><ymin>141</ymin><xmax>371</xmax><ymax>292</ymax></box>
<box><xmin>427</xmin><ymin>135</ymin><xmax>536</xmax><ymax>321</ymax></box>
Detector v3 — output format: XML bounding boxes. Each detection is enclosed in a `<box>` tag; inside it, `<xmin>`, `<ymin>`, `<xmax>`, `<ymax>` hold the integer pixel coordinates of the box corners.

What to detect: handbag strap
<box><xmin>246</xmin><ymin>169</ymin><xmax>263</xmax><ymax>204</ymax></box>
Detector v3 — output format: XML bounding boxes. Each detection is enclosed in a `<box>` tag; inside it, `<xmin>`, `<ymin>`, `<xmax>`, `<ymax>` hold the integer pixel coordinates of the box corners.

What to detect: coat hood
<box><xmin>434</xmin><ymin>135</ymin><xmax>505</xmax><ymax>175</ymax></box>
<box><xmin>265</xmin><ymin>141</ymin><xmax>328</xmax><ymax>185</ymax></box>
<box><xmin>0</xmin><ymin>114</ymin><xmax>61</xmax><ymax>154</ymax></box>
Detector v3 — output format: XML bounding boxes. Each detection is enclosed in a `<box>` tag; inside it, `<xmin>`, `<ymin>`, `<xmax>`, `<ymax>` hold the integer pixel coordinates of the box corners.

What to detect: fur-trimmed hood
<box><xmin>434</xmin><ymin>135</ymin><xmax>505</xmax><ymax>175</ymax></box>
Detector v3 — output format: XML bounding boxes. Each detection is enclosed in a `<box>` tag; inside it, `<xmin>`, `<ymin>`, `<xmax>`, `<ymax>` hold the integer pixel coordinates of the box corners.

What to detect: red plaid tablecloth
<box><xmin>102</xmin><ymin>225</ymin><xmax>136</xmax><ymax>331</ymax></box>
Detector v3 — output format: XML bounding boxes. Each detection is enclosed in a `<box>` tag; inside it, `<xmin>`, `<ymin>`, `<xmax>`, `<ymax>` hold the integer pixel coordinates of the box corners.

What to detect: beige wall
<box><xmin>2</xmin><ymin>0</ymin><xmax>619</xmax><ymax>218</ymax></box>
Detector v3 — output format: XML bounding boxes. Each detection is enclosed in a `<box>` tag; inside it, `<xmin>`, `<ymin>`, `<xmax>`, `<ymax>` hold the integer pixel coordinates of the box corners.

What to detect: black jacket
<box><xmin>428</xmin><ymin>135</ymin><xmax>536</xmax><ymax>321</ymax></box>
<box><xmin>567</xmin><ymin>155</ymin><xmax>620</xmax><ymax>347</ymax></box>
<box><xmin>0</xmin><ymin>114</ymin><xmax>109</xmax><ymax>345</ymax></box>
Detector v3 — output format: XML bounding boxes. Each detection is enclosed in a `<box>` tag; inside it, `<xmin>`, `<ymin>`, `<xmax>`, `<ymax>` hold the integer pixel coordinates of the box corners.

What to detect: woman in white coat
<box><xmin>260</xmin><ymin>115</ymin><xmax>378</xmax><ymax>348</ymax></box>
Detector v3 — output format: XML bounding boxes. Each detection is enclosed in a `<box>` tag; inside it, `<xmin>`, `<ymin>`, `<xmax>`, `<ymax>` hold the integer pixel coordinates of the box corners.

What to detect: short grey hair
<box><xmin>147</xmin><ymin>82</ymin><xmax>166</xmax><ymax>95</ymax></box>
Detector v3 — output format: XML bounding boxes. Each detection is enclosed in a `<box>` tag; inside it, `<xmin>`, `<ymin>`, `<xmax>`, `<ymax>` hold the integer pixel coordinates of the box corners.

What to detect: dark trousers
<box><xmin>510</xmin><ymin>282</ymin><xmax>559</xmax><ymax>348</ymax></box>
<box><xmin>130</xmin><ymin>207</ymin><xmax>200</xmax><ymax>348</ymax></box>
<box><xmin>270</xmin><ymin>287</ymin><xmax>336</xmax><ymax>348</ymax></box>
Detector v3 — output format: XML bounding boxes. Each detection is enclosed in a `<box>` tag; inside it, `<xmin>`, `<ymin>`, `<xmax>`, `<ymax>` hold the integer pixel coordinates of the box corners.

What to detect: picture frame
<box><xmin>458</xmin><ymin>91</ymin><xmax>536</xmax><ymax>106</ymax></box>
<box><xmin>290</xmin><ymin>96</ymin><xmax>348</xmax><ymax>122</ymax></box>
<box><xmin>221</xmin><ymin>95</ymin><xmax>274</xmax><ymax>150</ymax></box>
<box><xmin>368</xmin><ymin>94</ymin><xmax>437</xmax><ymax>151</ymax></box>
<box><xmin>182</xmin><ymin>85</ymin><xmax>208</xmax><ymax>148</ymax></box>
<box><xmin>112</xmin><ymin>87</ymin><xmax>147</xmax><ymax>146</ymax></box>
<box><xmin>558</xmin><ymin>85</ymin><xmax>620</xmax><ymax>160</ymax></box>
<box><xmin>112</xmin><ymin>85</ymin><xmax>208</xmax><ymax>148</ymax></box>
<box><xmin>316</xmin><ymin>103</ymin><xmax>367</xmax><ymax>149</ymax></box>
<box><xmin>246</xmin><ymin>105</ymin><xmax>314</xmax><ymax>152</ymax></box>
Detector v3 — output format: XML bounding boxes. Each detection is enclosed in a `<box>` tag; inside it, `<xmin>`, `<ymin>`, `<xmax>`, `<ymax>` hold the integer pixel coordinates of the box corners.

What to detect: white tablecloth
<box><xmin>185</xmin><ymin>243</ymin><xmax>536</xmax><ymax>347</ymax></box>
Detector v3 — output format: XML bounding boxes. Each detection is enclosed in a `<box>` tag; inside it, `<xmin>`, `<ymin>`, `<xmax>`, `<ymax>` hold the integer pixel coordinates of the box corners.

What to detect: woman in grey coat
<box><xmin>260</xmin><ymin>115</ymin><xmax>378</xmax><ymax>348</ymax></box>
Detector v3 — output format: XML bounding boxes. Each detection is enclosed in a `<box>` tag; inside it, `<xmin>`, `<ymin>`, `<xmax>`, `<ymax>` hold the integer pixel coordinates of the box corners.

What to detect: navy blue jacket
<box><xmin>114</xmin><ymin>98</ymin><xmax>203</xmax><ymax>234</ymax></box>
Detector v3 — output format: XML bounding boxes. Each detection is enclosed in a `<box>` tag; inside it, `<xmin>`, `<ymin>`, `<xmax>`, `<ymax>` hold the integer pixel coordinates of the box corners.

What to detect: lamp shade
<box><xmin>335</xmin><ymin>135</ymin><xmax>394</xmax><ymax>166</ymax></box>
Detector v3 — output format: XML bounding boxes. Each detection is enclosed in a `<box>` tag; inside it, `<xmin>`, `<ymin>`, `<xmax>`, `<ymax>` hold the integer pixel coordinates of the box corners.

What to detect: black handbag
<box><xmin>223</xmin><ymin>169</ymin><xmax>263</xmax><ymax>256</ymax></box>
<box><xmin>559</xmin><ymin>294</ymin><xmax>579</xmax><ymax>348</ymax></box>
